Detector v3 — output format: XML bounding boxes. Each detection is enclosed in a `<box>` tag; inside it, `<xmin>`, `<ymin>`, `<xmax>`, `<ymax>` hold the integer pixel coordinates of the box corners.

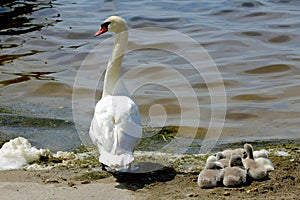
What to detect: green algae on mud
<box><xmin>137</xmin><ymin>125</ymin><xmax>300</xmax><ymax>154</ymax></box>
<box><xmin>0</xmin><ymin>114</ymin><xmax>73</xmax><ymax>128</ymax></box>
<box><xmin>136</xmin><ymin>126</ymin><xmax>177</xmax><ymax>151</ymax></box>
<box><xmin>28</xmin><ymin>141</ymin><xmax>300</xmax><ymax>175</ymax></box>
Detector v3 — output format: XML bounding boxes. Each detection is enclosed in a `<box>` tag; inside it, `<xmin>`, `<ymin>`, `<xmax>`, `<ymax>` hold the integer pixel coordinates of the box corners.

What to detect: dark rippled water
<box><xmin>0</xmin><ymin>0</ymin><xmax>300</xmax><ymax>151</ymax></box>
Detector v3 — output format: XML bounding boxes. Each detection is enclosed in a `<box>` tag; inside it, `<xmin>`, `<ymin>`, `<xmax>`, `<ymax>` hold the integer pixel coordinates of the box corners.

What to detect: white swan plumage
<box><xmin>89</xmin><ymin>16</ymin><xmax>142</xmax><ymax>171</ymax></box>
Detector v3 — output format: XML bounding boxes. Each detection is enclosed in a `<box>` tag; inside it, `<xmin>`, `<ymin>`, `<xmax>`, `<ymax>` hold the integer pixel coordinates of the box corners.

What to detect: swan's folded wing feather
<box><xmin>115</xmin><ymin>107</ymin><xmax>142</xmax><ymax>152</ymax></box>
<box><xmin>89</xmin><ymin>102</ymin><xmax>116</xmax><ymax>153</ymax></box>
<box><xmin>89</xmin><ymin>95</ymin><xmax>142</xmax><ymax>154</ymax></box>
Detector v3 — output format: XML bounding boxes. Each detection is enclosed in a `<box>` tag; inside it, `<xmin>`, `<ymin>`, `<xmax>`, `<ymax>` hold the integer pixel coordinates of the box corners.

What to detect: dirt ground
<box><xmin>134</xmin><ymin>153</ymin><xmax>300</xmax><ymax>200</ymax></box>
<box><xmin>0</xmin><ymin>143</ymin><xmax>299</xmax><ymax>200</ymax></box>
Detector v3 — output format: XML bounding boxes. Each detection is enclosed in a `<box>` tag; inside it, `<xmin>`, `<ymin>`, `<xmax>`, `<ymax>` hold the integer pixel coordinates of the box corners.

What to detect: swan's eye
<box><xmin>101</xmin><ymin>21</ymin><xmax>111</xmax><ymax>29</ymax></box>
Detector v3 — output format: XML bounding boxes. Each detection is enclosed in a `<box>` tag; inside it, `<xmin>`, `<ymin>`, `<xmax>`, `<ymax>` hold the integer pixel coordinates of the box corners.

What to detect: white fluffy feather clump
<box><xmin>0</xmin><ymin>137</ymin><xmax>47</xmax><ymax>170</ymax></box>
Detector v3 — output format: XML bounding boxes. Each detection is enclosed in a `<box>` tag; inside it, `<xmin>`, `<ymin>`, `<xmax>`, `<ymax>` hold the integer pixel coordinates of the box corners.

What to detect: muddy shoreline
<box><xmin>0</xmin><ymin>142</ymin><xmax>299</xmax><ymax>200</ymax></box>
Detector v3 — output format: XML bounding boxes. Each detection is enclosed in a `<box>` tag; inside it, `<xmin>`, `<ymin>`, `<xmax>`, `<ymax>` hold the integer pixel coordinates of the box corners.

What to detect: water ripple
<box><xmin>0</xmin><ymin>0</ymin><xmax>300</xmax><ymax>149</ymax></box>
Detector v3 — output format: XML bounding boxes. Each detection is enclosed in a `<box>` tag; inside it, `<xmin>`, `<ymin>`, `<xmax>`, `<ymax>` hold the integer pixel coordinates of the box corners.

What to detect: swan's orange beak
<box><xmin>94</xmin><ymin>26</ymin><xmax>108</xmax><ymax>37</ymax></box>
<box><xmin>95</xmin><ymin>21</ymin><xmax>111</xmax><ymax>37</ymax></box>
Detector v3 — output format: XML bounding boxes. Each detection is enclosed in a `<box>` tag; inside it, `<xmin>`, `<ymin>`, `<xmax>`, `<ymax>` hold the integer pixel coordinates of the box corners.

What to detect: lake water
<box><xmin>0</xmin><ymin>0</ymin><xmax>300</xmax><ymax>152</ymax></box>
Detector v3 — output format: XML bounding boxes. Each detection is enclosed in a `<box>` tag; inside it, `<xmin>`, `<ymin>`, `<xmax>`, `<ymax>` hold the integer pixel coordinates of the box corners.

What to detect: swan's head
<box><xmin>229</xmin><ymin>153</ymin><xmax>244</xmax><ymax>168</ymax></box>
<box><xmin>216</xmin><ymin>152</ymin><xmax>225</xmax><ymax>160</ymax></box>
<box><xmin>205</xmin><ymin>161</ymin><xmax>224</xmax><ymax>170</ymax></box>
<box><xmin>95</xmin><ymin>16</ymin><xmax>127</xmax><ymax>36</ymax></box>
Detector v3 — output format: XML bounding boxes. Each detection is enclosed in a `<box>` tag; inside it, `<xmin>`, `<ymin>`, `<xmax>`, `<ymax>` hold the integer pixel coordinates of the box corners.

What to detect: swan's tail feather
<box><xmin>99</xmin><ymin>149</ymin><xmax>134</xmax><ymax>172</ymax></box>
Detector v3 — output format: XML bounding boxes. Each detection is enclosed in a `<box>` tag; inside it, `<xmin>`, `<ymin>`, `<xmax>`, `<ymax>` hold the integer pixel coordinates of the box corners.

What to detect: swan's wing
<box><xmin>89</xmin><ymin>95</ymin><xmax>142</xmax><ymax>167</ymax></box>
<box><xmin>113</xmin><ymin>97</ymin><xmax>142</xmax><ymax>151</ymax></box>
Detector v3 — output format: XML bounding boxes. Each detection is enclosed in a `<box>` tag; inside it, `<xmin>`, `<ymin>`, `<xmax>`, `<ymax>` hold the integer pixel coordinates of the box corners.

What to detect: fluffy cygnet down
<box><xmin>198</xmin><ymin>161</ymin><xmax>224</xmax><ymax>188</ymax></box>
<box><xmin>243</xmin><ymin>144</ymin><xmax>267</xmax><ymax>180</ymax></box>
<box><xmin>223</xmin><ymin>153</ymin><xmax>247</xmax><ymax>187</ymax></box>
<box><xmin>216</xmin><ymin>152</ymin><xmax>230</xmax><ymax>168</ymax></box>
<box><xmin>254</xmin><ymin>150</ymin><xmax>274</xmax><ymax>172</ymax></box>
<box><xmin>222</xmin><ymin>148</ymin><xmax>247</xmax><ymax>159</ymax></box>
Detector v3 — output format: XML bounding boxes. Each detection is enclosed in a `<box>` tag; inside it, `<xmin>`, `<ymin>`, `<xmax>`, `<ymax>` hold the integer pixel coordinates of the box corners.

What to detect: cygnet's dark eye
<box><xmin>217</xmin><ymin>166</ymin><xmax>223</xmax><ymax>170</ymax></box>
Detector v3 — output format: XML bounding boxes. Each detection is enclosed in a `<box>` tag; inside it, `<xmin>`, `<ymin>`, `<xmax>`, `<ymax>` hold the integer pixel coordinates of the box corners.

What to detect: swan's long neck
<box><xmin>102</xmin><ymin>29</ymin><xmax>128</xmax><ymax>97</ymax></box>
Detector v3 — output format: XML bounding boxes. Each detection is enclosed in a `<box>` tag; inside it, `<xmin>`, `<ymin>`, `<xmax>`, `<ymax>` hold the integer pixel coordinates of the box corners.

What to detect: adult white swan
<box><xmin>89</xmin><ymin>16</ymin><xmax>142</xmax><ymax>171</ymax></box>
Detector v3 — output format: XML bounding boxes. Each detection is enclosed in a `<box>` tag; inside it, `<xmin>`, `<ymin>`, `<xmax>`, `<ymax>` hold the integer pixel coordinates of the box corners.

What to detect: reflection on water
<box><xmin>0</xmin><ymin>71</ymin><xmax>55</xmax><ymax>86</ymax></box>
<box><xmin>244</xmin><ymin>64</ymin><xmax>292</xmax><ymax>74</ymax></box>
<box><xmin>0</xmin><ymin>0</ymin><xmax>300</xmax><ymax>151</ymax></box>
<box><xmin>0</xmin><ymin>0</ymin><xmax>60</xmax><ymax>35</ymax></box>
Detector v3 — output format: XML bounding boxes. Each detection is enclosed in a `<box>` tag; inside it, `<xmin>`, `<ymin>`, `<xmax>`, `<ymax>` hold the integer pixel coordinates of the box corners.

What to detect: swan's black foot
<box><xmin>101</xmin><ymin>163</ymin><xmax>108</xmax><ymax>171</ymax></box>
<box><xmin>128</xmin><ymin>164</ymin><xmax>138</xmax><ymax>172</ymax></box>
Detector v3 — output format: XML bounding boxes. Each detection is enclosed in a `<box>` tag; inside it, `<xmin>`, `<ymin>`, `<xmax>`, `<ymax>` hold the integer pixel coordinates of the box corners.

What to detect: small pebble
<box><xmin>223</xmin><ymin>191</ymin><xmax>230</xmax><ymax>196</ymax></box>
<box><xmin>81</xmin><ymin>180</ymin><xmax>90</xmax><ymax>184</ymax></box>
<box><xmin>68</xmin><ymin>182</ymin><xmax>76</xmax><ymax>187</ymax></box>
<box><xmin>187</xmin><ymin>193</ymin><xmax>198</xmax><ymax>197</ymax></box>
<box><xmin>44</xmin><ymin>179</ymin><xmax>59</xmax><ymax>183</ymax></box>
<box><xmin>246</xmin><ymin>187</ymin><xmax>258</xmax><ymax>193</ymax></box>
<box><xmin>275</xmin><ymin>151</ymin><xmax>290</xmax><ymax>156</ymax></box>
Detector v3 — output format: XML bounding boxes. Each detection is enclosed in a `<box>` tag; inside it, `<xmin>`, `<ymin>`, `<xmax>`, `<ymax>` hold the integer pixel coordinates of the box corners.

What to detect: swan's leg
<box><xmin>101</xmin><ymin>163</ymin><xmax>108</xmax><ymax>171</ymax></box>
<box><xmin>128</xmin><ymin>163</ymin><xmax>139</xmax><ymax>172</ymax></box>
